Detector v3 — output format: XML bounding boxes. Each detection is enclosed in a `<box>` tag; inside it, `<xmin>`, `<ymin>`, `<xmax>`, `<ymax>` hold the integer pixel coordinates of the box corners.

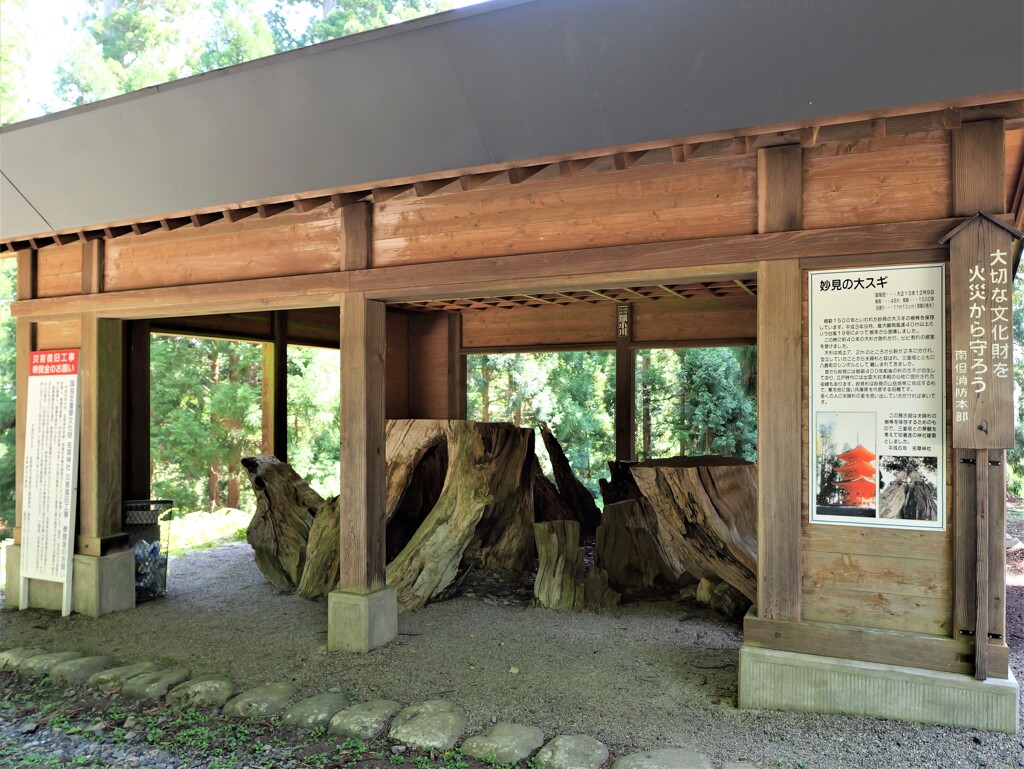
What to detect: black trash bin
<box><xmin>123</xmin><ymin>499</ymin><xmax>172</xmax><ymax>601</ymax></box>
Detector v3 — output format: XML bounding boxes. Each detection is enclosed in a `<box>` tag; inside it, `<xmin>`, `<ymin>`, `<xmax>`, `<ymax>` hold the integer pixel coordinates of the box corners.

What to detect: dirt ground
<box><xmin>1</xmin><ymin>527</ymin><xmax>1023</xmax><ymax>769</ymax></box>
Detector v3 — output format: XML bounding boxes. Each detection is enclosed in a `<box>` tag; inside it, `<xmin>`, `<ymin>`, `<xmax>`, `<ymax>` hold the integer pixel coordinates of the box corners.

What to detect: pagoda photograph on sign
<box><xmin>814</xmin><ymin>412</ymin><xmax>877</xmax><ymax>518</ymax></box>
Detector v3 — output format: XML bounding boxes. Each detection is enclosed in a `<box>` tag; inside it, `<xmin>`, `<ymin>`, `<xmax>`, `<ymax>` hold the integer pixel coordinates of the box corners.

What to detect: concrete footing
<box><xmin>739</xmin><ymin>645</ymin><xmax>1020</xmax><ymax>734</ymax></box>
<box><xmin>327</xmin><ymin>586</ymin><xmax>398</xmax><ymax>653</ymax></box>
<box><xmin>3</xmin><ymin>544</ymin><xmax>135</xmax><ymax>617</ymax></box>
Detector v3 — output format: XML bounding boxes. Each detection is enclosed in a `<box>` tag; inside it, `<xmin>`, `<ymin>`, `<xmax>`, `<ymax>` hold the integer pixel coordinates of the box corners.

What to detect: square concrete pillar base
<box><xmin>739</xmin><ymin>645</ymin><xmax>1020</xmax><ymax>733</ymax></box>
<box><xmin>327</xmin><ymin>587</ymin><xmax>398</xmax><ymax>652</ymax></box>
<box><xmin>4</xmin><ymin>544</ymin><xmax>135</xmax><ymax>617</ymax></box>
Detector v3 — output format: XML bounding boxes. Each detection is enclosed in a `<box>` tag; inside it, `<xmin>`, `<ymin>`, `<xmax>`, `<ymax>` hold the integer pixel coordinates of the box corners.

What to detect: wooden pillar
<box><xmin>614</xmin><ymin>303</ymin><xmax>635</xmax><ymax>461</ymax></box>
<box><xmin>78</xmin><ymin>315</ymin><xmax>126</xmax><ymax>555</ymax></box>
<box><xmin>447</xmin><ymin>314</ymin><xmax>466</xmax><ymax>419</ymax></box>
<box><xmin>338</xmin><ymin>291</ymin><xmax>386</xmax><ymax>593</ymax></box>
<box><xmin>950</xmin><ymin>118</ymin><xmax>1008</xmax><ymax>679</ymax></box>
<box><xmin>13</xmin><ymin>249</ymin><xmax>36</xmax><ymax>543</ymax></box>
<box><xmin>121</xmin><ymin>320</ymin><xmax>151</xmax><ymax>500</ymax></box>
<box><xmin>755</xmin><ymin>144</ymin><xmax>803</xmax><ymax>621</ymax></box>
<box><xmin>261</xmin><ymin>311</ymin><xmax>289</xmax><ymax>461</ymax></box>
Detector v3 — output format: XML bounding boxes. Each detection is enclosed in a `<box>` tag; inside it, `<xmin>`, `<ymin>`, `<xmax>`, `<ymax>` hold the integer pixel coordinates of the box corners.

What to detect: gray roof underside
<box><xmin>2</xmin><ymin>0</ymin><xmax>1022</xmax><ymax>241</ymax></box>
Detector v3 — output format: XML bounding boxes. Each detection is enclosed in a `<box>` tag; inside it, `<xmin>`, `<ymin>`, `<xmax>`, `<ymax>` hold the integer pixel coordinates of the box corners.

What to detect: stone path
<box><xmin>0</xmin><ymin>644</ymin><xmax>763</xmax><ymax>769</ymax></box>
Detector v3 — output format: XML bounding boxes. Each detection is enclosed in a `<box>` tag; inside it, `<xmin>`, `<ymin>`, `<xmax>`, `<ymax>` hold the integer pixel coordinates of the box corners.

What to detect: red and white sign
<box><xmin>21</xmin><ymin>348</ymin><xmax>81</xmax><ymax>616</ymax></box>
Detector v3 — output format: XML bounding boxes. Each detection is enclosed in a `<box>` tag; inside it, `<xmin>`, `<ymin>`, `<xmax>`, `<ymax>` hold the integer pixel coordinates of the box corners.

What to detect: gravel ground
<box><xmin>1</xmin><ymin>528</ymin><xmax>1023</xmax><ymax>769</ymax></box>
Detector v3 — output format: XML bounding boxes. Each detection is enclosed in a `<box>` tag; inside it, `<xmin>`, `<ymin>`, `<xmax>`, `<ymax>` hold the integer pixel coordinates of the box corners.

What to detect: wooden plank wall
<box><xmin>35</xmin><ymin>243</ymin><xmax>82</xmax><ymax>298</ymax></box>
<box><xmin>386</xmin><ymin>312</ymin><xmax>410</xmax><ymax>419</ymax></box>
<box><xmin>802</xmin><ymin>130</ymin><xmax>952</xmax><ymax>229</ymax></box>
<box><xmin>373</xmin><ymin>155</ymin><xmax>758</xmax><ymax>266</ymax></box>
<box><xmin>104</xmin><ymin>208</ymin><xmax>343</xmax><ymax>291</ymax></box>
<box><xmin>800</xmin><ymin>264</ymin><xmax>955</xmax><ymax>636</ymax></box>
<box><xmin>461</xmin><ymin>298</ymin><xmax>757</xmax><ymax>350</ymax></box>
<box><xmin>406</xmin><ymin>313</ymin><xmax>450</xmax><ymax>418</ymax></box>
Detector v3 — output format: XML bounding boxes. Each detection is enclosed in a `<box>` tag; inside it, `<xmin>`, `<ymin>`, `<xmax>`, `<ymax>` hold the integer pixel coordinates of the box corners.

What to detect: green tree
<box><xmin>267</xmin><ymin>0</ymin><xmax>450</xmax><ymax>51</ymax></box>
<box><xmin>199</xmin><ymin>0</ymin><xmax>275</xmax><ymax>71</ymax></box>
<box><xmin>0</xmin><ymin>0</ymin><xmax>30</xmax><ymax>123</ymax></box>
<box><xmin>285</xmin><ymin>345</ymin><xmax>341</xmax><ymax>498</ymax></box>
<box><xmin>56</xmin><ymin>0</ymin><xmax>204</xmax><ymax>106</ymax></box>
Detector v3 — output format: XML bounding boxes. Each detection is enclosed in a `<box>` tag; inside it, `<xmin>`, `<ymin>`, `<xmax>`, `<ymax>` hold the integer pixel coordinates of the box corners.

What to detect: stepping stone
<box><xmin>18</xmin><ymin>652</ymin><xmax>84</xmax><ymax>677</ymax></box>
<box><xmin>328</xmin><ymin>699</ymin><xmax>401</xmax><ymax>740</ymax></box>
<box><xmin>87</xmin><ymin>662</ymin><xmax>162</xmax><ymax>690</ymax></box>
<box><xmin>224</xmin><ymin>683</ymin><xmax>297</xmax><ymax>719</ymax></box>
<box><xmin>389</xmin><ymin>700</ymin><xmax>467</xmax><ymax>751</ymax></box>
<box><xmin>166</xmin><ymin>674</ymin><xmax>234</xmax><ymax>709</ymax></box>
<box><xmin>50</xmin><ymin>656</ymin><xmax>119</xmax><ymax>686</ymax></box>
<box><xmin>462</xmin><ymin>724</ymin><xmax>545</xmax><ymax>763</ymax></box>
<box><xmin>281</xmin><ymin>693</ymin><xmax>351</xmax><ymax>728</ymax></box>
<box><xmin>122</xmin><ymin>668</ymin><xmax>191</xmax><ymax>701</ymax></box>
<box><xmin>535</xmin><ymin>735</ymin><xmax>609</xmax><ymax>769</ymax></box>
<box><xmin>612</xmin><ymin>749</ymin><xmax>714</xmax><ymax>769</ymax></box>
<box><xmin>0</xmin><ymin>647</ymin><xmax>48</xmax><ymax>671</ymax></box>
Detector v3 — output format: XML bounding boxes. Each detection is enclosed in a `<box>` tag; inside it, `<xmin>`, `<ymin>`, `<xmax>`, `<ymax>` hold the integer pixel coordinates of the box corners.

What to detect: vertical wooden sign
<box><xmin>20</xmin><ymin>349</ymin><xmax>82</xmax><ymax>617</ymax></box>
<box><xmin>944</xmin><ymin>214</ymin><xmax>1022</xmax><ymax>450</ymax></box>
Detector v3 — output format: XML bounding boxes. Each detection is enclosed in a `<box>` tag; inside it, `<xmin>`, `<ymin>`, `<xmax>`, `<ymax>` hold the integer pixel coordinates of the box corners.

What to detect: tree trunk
<box><xmin>540</xmin><ymin>424</ymin><xmax>601</xmax><ymax>539</ymax></box>
<box><xmin>629</xmin><ymin>458</ymin><xmax>757</xmax><ymax>601</ymax></box>
<box><xmin>208</xmin><ymin>465</ymin><xmax>221</xmax><ymax>511</ymax></box>
<box><xmin>533</xmin><ymin>520</ymin><xmax>619</xmax><ymax>611</ymax></box>
<box><xmin>386</xmin><ymin>421</ymin><xmax>496</xmax><ymax>610</ymax></box>
<box><xmin>595</xmin><ymin>499</ymin><xmax>684</xmax><ymax>598</ymax></box>
<box><xmin>296</xmin><ymin>495</ymin><xmax>339</xmax><ymax>599</ymax></box>
<box><xmin>532</xmin><ymin>458</ymin><xmax>577</xmax><ymax>525</ymax></box>
<box><xmin>242</xmin><ymin>455</ymin><xmax>322</xmax><ymax>590</ymax></box>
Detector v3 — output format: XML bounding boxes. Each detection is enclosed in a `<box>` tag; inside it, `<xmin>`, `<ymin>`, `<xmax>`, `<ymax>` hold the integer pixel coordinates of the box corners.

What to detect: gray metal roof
<box><xmin>2</xmin><ymin>0</ymin><xmax>1022</xmax><ymax>241</ymax></box>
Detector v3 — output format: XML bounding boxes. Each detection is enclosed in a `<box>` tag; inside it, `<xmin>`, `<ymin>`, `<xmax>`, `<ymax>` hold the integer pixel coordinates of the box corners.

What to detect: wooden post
<box><xmin>342</xmin><ymin>202</ymin><xmax>372</xmax><ymax>271</ymax></box>
<box><xmin>78</xmin><ymin>315</ymin><xmax>126</xmax><ymax>555</ymax></box>
<box><xmin>81</xmin><ymin>240</ymin><xmax>104</xmax><ymax>295</ymax></box>
<box><xmin>614</xmin><ymin>303</ymin><xmax>635</xmax><ymax>461</ymax></box>
<box><xmin>755</xmin><ymin>144</ymin><xmax>803</xmax><ymax>621</ymax></box>
<box><xmin>338</xmin><ymin>291</ymin><xmax>387</xmax><ymax>593</ymax></box>
<box><xmin>121</xmin><ymin>320</ymin><xmax>151</xmax><ymax>500</ymax></box>
<box><xmin>447</xmin><ymin>313</ymin><xmax>466</xmax><ymax>419</ymax></box>
<box><xmin>261</xmin><ymin>311</ymin><xmax>289</xmax><ymax>461</ymax></box>
<box><xmin>948</xmin><ymin>118</ymin><xmax>1010</xmax><ymax>680</ymax></box>
<box><xmin>13</xmin><ymin>249</ymin><xmax>36</xmax><ymax>544</ymax></box>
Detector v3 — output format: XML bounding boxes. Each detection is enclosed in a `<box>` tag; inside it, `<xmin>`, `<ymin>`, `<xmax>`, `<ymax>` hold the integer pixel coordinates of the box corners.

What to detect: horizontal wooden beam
<box><xmin>744</xmin><ymin>613</ymin><xmax>1009</xmax><ymax>679</ymax></box>
<box><xmin>12</xmin><ymin>215</ymin><xmax>1010</xmax><ymax>323</ymax></box>
<box><xmin>13</xmin><ymin>272</ymin><xmax>350</xmax><ymax>321</ymax></box>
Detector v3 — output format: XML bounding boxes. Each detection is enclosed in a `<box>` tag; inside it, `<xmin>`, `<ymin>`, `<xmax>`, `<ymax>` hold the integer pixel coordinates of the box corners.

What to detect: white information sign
<box><xmin>20</xmin><ymin>349</ymin><xmax>82</xmax><ymax>615</ymax></box>
<box><xmin>808</xmin><ymin>265</ymin><xmax>945</xmax><ymax>530</ymax></box>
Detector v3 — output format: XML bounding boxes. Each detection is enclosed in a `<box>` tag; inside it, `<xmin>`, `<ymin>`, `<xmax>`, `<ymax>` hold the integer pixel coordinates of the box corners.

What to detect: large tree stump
<box><xmin>630</xmin><ymin>458</ymin><xmax>757</xmax><ymax>601</ymax></box>
<box><xmin>386</xmin><ymin>421</ymin><xmax>496</xmax><ymax>610</ymax></box>
<box><xmin>533</xmin><ymin>521</ymin><xmax>585</xmax><ymax>610</ymax></box>
<box><xmin>532</xmin><ymin>457</ymin><xmax>577</xmax><ymax>525</ymax></box>
<box><xmin>241</xmin><ymin>456</ymin><xmax>323</xmax><ymax>590</ymax></box>
<box><xmin>595</xmin><ymin>499</ymin><xmax>684</xmax><ymax>598</ymax></box>
<box><xmin>296</xmin><ymin>495</ymin><xmax>340</xmax><ymax>599</ymax></box>
<box><xmin>540</xmin><ymin>424</ymin><xmax>602</xmax><ymax>538</ymax></box>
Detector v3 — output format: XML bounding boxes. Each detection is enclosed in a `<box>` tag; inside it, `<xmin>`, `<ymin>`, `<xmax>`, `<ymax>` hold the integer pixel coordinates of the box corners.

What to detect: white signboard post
<box><xmin>20</xmin><ymin>349</ymin><xmax>82</xmax><ymax>616</ymax></box>
<box><xmin>808</xmin><ymin>265</ymin><xmax>946</xmax><ymax>530</ymax></box>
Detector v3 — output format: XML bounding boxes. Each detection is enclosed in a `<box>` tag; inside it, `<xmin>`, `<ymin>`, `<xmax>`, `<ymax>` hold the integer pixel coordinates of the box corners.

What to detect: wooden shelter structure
<box><xmin>2</xmin><ymin>0</ymin><xmax>1023</xmax><ymax>733</ymax></box>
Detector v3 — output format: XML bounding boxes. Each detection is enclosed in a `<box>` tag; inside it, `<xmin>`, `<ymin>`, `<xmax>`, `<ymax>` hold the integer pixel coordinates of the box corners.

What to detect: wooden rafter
<box><xmin>734</xmin><ymin>279</ymin><xmax>757</xmax><ymax>297</ymax></box>
<box><xmin>658</xmin><ymin>284</ymin><xmax>690</xmax><ymax>300</ymax></box>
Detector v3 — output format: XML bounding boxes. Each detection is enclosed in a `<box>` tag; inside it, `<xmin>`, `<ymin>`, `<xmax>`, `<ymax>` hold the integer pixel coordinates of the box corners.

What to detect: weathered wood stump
<box><xmin>601</xmin><ymin>456</ymin><xmax>757</xmax><ymax>602</ymax></box>
<box><xmin>241</xmin><ymin>456</ymin><xmax>323</xmax><ymax>590</ymax></box>
<box><xmin>539</xmin><ymin>424</ymin><xmax>602</xmax><ymax>538</ymax></box>
<box><xmin>296</xmin><ymin>495</ymin><xmax>340</xmax><ymax>599</ymax></box>
<box><xmin>533</xmin><ymin>520</ymin><xmax>619</xmax><ymax>611</ymax></box>
<box><xmin>595</xmin><ymin>499</ymin><xmax>684</xmax><ymax>598</ymax></box>
<box><xmin>630</xmin><ymin>457</ymin><xmax>758</xmax><ymax>602</ymax></box>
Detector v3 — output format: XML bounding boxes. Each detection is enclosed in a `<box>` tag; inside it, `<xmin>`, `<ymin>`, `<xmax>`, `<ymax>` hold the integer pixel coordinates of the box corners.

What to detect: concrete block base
<box><xmin>4</xmin><ymin>544</ymin><xmax>135</xmax><ymax>617</ymax></box>
<box><xmin>739</xmin><ymin>645</ymin><xmax>1020</xmax><ymax>733</ymax></box>
<box><xmin>327</xmin><ymin>587</ymin><xmax>398</xmax><ymax>653</ymax></box>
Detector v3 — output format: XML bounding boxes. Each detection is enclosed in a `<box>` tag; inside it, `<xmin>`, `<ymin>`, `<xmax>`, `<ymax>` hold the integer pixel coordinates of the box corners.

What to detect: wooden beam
<box><xmin>657</xmin><ymin>284</ymin><xmax>689</xmax><ymax>300</ymax></box>
<box><xmin>190</xmin><ymin>212</ymin><xmax>223</xmax><ymax>227</ymax></box>
<box><xmin>615</xmin><ymin>303</ymin><xmax>635</xmax><ymax>461</ymax></box>
<box><xmin>261</xmin><ymin>311</ymin><xmax>289</xmax><ymax>463</ymax></box>
<box><xmin>78</xmin><ymin>316</ymin><xmax>124</xmax><ymax>546</ymax></box>
<box><xmin>129</xmin><ymin>221</ymin><xmax>161</xmax><ymax>236</ymax></box>
<box><xmin>509</xmin><ymin>165</ymin><xmax>545</xmax><ymax>184</ymax></box>
<box><xmin>160</xmin><ymin>217</ymin><xmax>192</xmax><ymax>230</ymax></box>
<box><xmin>339</xmin><ymin>292</ymin><xmax>387</xmax><ymax>593</ymax></box>
<box><xmin>744</xmin><ymin>613</ymin><xmax>1008</xmax><ymax>678</ymax></box>
<box><xmin>559</xmin><ymin>158</ymin><xmax>596</xmax><ymax>176</ymax></box>
<box><xmin>613</xmin><ymin>151</ymin><xmax>646</xmax><ymax>170</ymax></box>
<box><xmin>952</xmin><ymin>119</ymin><xmax>1006</xmax><ymax>216</ymax></box>
<box><xmin>256</xmin><ymin>202</ymin><xmax>294</xmax><ymax>218</ymax></box>
<box><xmin>413</xmin><ymin>179</ymin><xmax>455</xmax><ymax>197</ymax></box>
<box><xmin>343</xmin><ymin>202</ymin><xmax>372</xmax><ymax>272</ymax></box>
<box><xmin>372</xmin><ymin>185</ymin><xmax>413</xmax><ymax>203</ymax></box>
<box><xmin>294</xmin><ymin>196</ymin><xmax>333</xmax><ymax>213</ymax></box>
<box><xmin>121</xmin><ymin>320</ymin><xmax>151</xmax><ymax>500</ymax></box>
<box><xmin>733</xmin><ymin>136</ymin><xmax>753</xmax><ymax>155</ymax></box>
<box><xmin>734</xmin><ymin>279</ymin><xmax>756</xmax><ymax>297</ymax></box>
<box><xmin>756</xmin><ymin>259</ymin><xmax>802</xmax><ymax>621</ymax></box>
<box><xmin>447</xmin><ymin>314</ymin><xmax>466</xmax><ymax>419</ymax></box>
<box><xmin>757</xmin><ymin>145</ymin><xmax>803</xmax><ymax>233</ymax></box>
<box><xmin>13</xmin><ymin>319</ymin><xmax>34</xmax><ymax>542</ymax></box>
<box><xmin>799</xmin><ymin>126</ymin><xmax>820</xmax><ymax>147</ymax></box>
<box><xmin>81</xmin><ymin>239</ymin><xmax>104</xmax><ymax>295</ymax></box>
<box><xmin>870</xmin><ymin>118</ymin><xmax>887</xmax><ymax>138</ymax></box>
<box><xmin>459</xmin><ymin>171</ymin><xmax>502</xmax><ymax>191</ymax></box>
<box><xmin>942</xmin><ymin>107</ymin><xmax>963</xmax><ymax>130</ymax></box>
